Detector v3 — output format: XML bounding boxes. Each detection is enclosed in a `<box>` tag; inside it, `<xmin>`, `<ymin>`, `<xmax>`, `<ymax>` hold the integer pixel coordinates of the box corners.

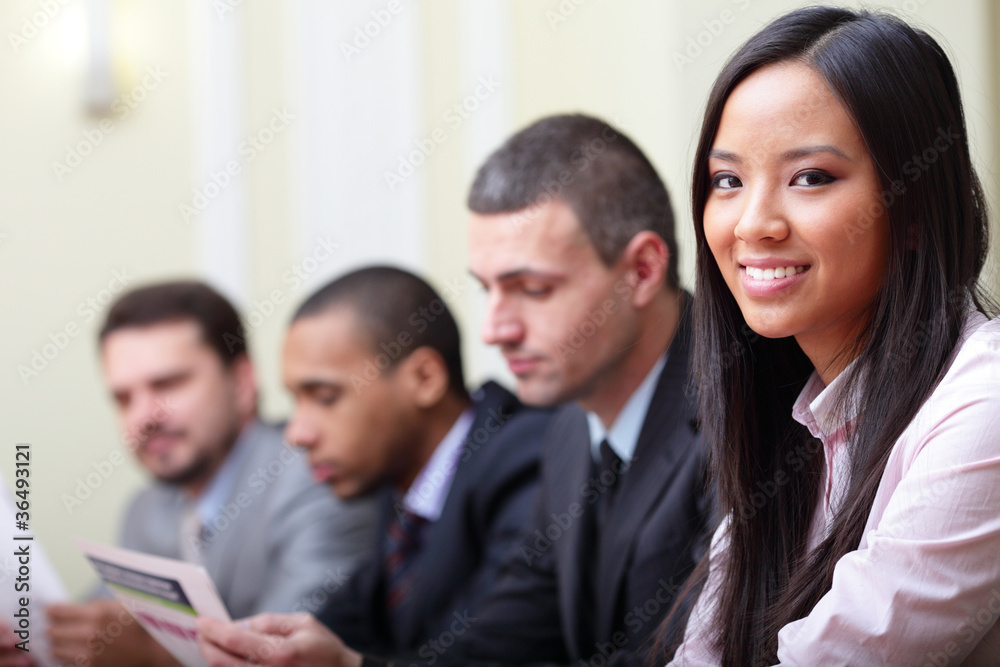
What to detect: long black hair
<box><xmin>660</xmin><ymin>7</ymin><xmax>992</xmax><ymax>665</ymax></box>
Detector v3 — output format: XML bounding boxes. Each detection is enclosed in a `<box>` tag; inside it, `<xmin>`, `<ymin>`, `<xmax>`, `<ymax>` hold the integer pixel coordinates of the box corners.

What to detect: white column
<box><xmin>289</xmin><ymin>0</ymin><xmax>427</xmax><ymax>293</ymax></box>
<box><xmin>188</xmin><ymin>0</ymin><xmax>249</xmax><ymax>308</ymax></box>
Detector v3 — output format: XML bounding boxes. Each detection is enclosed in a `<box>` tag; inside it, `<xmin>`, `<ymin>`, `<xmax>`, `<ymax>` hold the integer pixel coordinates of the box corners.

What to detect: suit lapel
<box><xmin>554</xmin><ymin>409</ymin><xmax>598</xmax><ymax>656</ymax></box>
<box><xmin>200</xmin><ymin>422</ymin><xmax>270</xmax><ymax>606</ymax></box>
<box><xmin>594</xmin><ymin>298</ymin><xmax>696</xmax><ymax>638</ymax></box>
<box><xmin>391</xmin><ymin>383</ymin><xmax>516</xmax><ymax>647</ymax></box>
<box><xmin>365</xmin><ymin>489</ymin><xmax>395</xmax><ymax>642</ymax></box>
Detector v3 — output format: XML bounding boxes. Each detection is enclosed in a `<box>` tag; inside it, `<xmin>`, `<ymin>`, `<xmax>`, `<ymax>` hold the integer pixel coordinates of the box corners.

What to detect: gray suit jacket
<box><xmin>120</xmin><ymin>420</ymin><xmax>379</xmax><ymax>619</ymax></box>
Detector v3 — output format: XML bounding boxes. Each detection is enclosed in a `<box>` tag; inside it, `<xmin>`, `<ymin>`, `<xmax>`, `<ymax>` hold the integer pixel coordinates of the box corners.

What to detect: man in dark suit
<box><xmin>447</xmin><ymin>113</ymin><xmax>712</xmax><ymax>666</ymax></box>
<box><xmin>198</xmin><ymin>116</ymin><xmax>710</xmax><ymax>667</ymax></box>
<box><xmin>198</xmin><ymin>266</ymin><xmax>551</xmax><ymax>663</ymax></box>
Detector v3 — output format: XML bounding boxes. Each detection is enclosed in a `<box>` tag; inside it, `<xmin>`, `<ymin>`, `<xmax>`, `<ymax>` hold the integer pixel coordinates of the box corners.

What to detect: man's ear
<box><xmin>619</xmin><ymin>231</ymin><xmax>670</xmax><ymax>308</ymax></box>
<box><xmin>399</xmin><ymin>347</ymin><xmax>450</xmax><ymax>409</ymax></box>
<box><xmin>229</xmin><ymin>355</ymin><xmax>258</xmax><ymax>418</ymax></box>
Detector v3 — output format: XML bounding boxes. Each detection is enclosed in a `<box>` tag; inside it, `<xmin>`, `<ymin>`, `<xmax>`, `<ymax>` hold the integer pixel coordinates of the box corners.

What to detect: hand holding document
<box><xmin>75</xmin><ymin>539</ymin><xmax>231</xmax><ymax>667</ymax></box>
<box><xmin>0</xmin><ymin>476</ymin><xmax>68</xmax><ymax>667</ymax></box>
<box><xmin>196</xmin><ymin>613</ymin><xmax>364</xmax><ymax>667</ymax></box>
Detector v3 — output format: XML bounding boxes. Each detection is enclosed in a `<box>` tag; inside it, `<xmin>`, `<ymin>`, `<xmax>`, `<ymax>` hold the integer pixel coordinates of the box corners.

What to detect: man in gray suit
<box><xmin>43</xmin><ymin>281</ymin><xmax>378</xmax><ymax>667</ymax></box>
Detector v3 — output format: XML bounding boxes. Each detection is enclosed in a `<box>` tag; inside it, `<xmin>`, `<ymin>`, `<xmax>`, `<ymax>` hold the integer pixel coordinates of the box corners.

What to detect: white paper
<box><xmin>75</xmin><ymin>538</ymin><xmax>231</xmax><ymax>667</ymax></box>
<box><xmin>0</xmin><ymin>475</ymin><xmax>69</xmax><ymax>667</ymax></box>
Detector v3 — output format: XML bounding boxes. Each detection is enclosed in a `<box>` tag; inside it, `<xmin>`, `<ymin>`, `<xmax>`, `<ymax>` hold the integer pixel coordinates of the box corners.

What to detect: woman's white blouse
<box><xmin>671</xmin><ymin>311</ymin><xmax>1000</xmax><ymax>666</ymax></box>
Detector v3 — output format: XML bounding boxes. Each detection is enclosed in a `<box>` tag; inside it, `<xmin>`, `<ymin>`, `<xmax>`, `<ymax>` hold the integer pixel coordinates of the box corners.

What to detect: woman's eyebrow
<box><xmin>780</xmin><ymin>144</ymin><xmax>850</xmax><ymax>161</ymax></box>
<box><xmin>708</xmin><ymin>148</ymin><xmax>742</xmax><ymax>164</ymax></box>
<box><xmin>709</xmin><ymin>145</ymin><xmax>852</xmax><ymax>164</ymax></box>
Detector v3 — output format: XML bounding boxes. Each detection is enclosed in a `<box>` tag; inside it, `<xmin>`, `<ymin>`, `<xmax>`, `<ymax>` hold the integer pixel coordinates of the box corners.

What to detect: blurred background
<box><xmin>1</xmin><ymin>0</ymin><xmax>997</xmax><ymax>596</ymax></box>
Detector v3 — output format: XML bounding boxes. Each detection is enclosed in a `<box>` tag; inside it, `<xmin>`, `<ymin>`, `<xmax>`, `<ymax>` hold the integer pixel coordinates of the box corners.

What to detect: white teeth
<box><xmin>746</xmin><ymin>265</ymin><xmax>807</xmax><ymax>281</ymax></box>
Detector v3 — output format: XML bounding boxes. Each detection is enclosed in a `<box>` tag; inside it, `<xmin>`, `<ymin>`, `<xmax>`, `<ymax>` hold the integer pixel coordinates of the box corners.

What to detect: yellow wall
<box><xmin>0</xmin><ymin>0</ymin><xmax>196</xmax><ymax>594</ymax></box>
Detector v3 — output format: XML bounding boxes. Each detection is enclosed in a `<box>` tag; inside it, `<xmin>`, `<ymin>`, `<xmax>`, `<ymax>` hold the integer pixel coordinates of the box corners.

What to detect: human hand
<box><xmin>0</xmin><ymin>621</ymin><xmax>33</xmax><ymax>667</ymax></box>
<box><xmin>198</xmin><ymin>613</ymin><xmax>363</xmax><ymax>667</ymax></box>
<box><xmin>47</xmin><ymin>600</ymin><xmax>177</xmax><ymax>667</ymax></box>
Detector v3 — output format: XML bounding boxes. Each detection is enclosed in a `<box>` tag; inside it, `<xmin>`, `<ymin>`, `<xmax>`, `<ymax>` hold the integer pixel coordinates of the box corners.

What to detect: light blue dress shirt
<box><xmin>586</xmin><ymin>353</ymin><xmax>667</xmax><ymax>467</ymax></box>
<box><xmin>401</xmin><ymin>408</ymin><xmax>477</xmax><ymax>522</ymax></box>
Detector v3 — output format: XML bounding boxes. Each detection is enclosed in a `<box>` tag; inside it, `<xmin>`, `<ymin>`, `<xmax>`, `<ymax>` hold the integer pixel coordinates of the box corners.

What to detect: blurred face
<box><xmin>469</xmin><ymin>199</ymin><xmax>641</xmax><ymax>407</ymax></box>
<box><xmin>704</xmin><ymin>62</ymin><xmax>890</xmax><ymax>373</ymax></box>
<box><xmin>282</xmin><ymin>309</ymin><xmax>419</xmax><ymax>499</ymax></box>
<box><xmin>101</xmin><ymin>321</ymin><xmax>253</xmax><ymax>489</ymax></box>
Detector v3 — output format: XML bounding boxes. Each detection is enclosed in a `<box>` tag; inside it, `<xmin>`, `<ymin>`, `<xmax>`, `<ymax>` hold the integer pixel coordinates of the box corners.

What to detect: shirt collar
<box><xmin>791</xmin><ymin>361</ymin><xmax>861</xmax><ymax>442</ymax></box>
<box><xmin>586</xmin><ymin>352</ymin><xmax>668</xmax><ymax>466</ymax></box>
<box><xmin>402</xmin><ymin>408</ymin><xmax>476</xmax><ymax>522</ymax></box>
<box><xmin>196</xmin><ymin>419</ymin><xmax>257</xmax><ymax>525</ymax></box>
<box><xmin>792</xmin><ymin>298</ymin><xmax>982</xmax><ymax>443</ymax></box>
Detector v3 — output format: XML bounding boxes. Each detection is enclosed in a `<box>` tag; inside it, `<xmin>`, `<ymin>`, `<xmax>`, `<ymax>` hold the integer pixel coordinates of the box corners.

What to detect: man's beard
<box><xmin>156</xmin><ymin>453</ymin><xmax>214</xmax><ymax>487</ymax></box>
<box><xmin>146</xmin><ymin>418</ymin><xmax>243</xmax><ymax>488</ymax></box>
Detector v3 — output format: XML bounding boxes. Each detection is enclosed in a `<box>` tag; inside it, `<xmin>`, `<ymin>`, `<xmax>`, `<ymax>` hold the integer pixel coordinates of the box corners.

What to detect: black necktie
<box><xmin>384</xmin><ymin>507</ymin><xmax>428</xmax><ymax>637</ymax></box>
<box><xmin>591</xmin><ymin>439</ymin><xmax>626</xmax><ymax>635</ymax></box>
<box><xmin>597</xmin><ymin>439</ymin><xmax>624</xmax><ymax>517</ymax></box>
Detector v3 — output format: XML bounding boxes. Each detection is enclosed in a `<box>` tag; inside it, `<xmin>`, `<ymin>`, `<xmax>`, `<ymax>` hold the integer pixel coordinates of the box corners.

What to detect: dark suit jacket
<box><xmin>317</xmin><ymin>381</ymin><xmax>552</xmax><ymax>658</ymax></box>
<box><xmin>438</xmin><ymin>296</ymin><xmax>712</xmax><ymax>666</ymax></box>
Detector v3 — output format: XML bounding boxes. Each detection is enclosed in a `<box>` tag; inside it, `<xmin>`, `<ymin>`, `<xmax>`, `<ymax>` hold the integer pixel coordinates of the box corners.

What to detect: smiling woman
<box><xmin>703</xmin><ymin>60</ymin><xmax>891</xmax><ymax>384</ymax></box>
<box><xmin>661</xmin><ymin>6</ymin><xmax>1000</xmax><ymax>667</ymax></box>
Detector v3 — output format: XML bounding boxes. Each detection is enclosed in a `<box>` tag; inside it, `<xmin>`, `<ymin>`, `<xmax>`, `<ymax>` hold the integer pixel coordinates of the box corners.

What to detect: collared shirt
<box><xmin>196</xmin><ymin>419</ymin><xmax>256</xmax><ymax>528</ymax></box>
<box><xmin>671</xmin><ymin>310</ymin><xmax>1000</xmax><ymax>666</ymax></box>
<box><xmin>586</xmin><ymin>353</ymin><xmax>667</xmax><ymax>466</ymax></box>
<box><xmin>791</xmin><ymin>366</ymin><xmax>860</xmax><ymax>549</ymax></box>
<box><xmin>401</xmin><ymin>408</ymin><xmax>476</xmax><ymax>522</ymax></box>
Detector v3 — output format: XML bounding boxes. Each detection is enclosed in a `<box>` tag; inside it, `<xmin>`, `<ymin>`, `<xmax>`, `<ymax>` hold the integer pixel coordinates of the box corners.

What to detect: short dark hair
<box><xmin>99</xmin><ymin>281</ymin><xmax>247</xmax><ymax>365</ymax></box>
<box><xmin>292</xmin><ymin>266</ymin><xmax>467</xmax><ymax>396</ymax></box>
<box><xmin>467</xmin><ymin>113</ymin><xmax>679</xmax><ymax>289</ymax></box>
